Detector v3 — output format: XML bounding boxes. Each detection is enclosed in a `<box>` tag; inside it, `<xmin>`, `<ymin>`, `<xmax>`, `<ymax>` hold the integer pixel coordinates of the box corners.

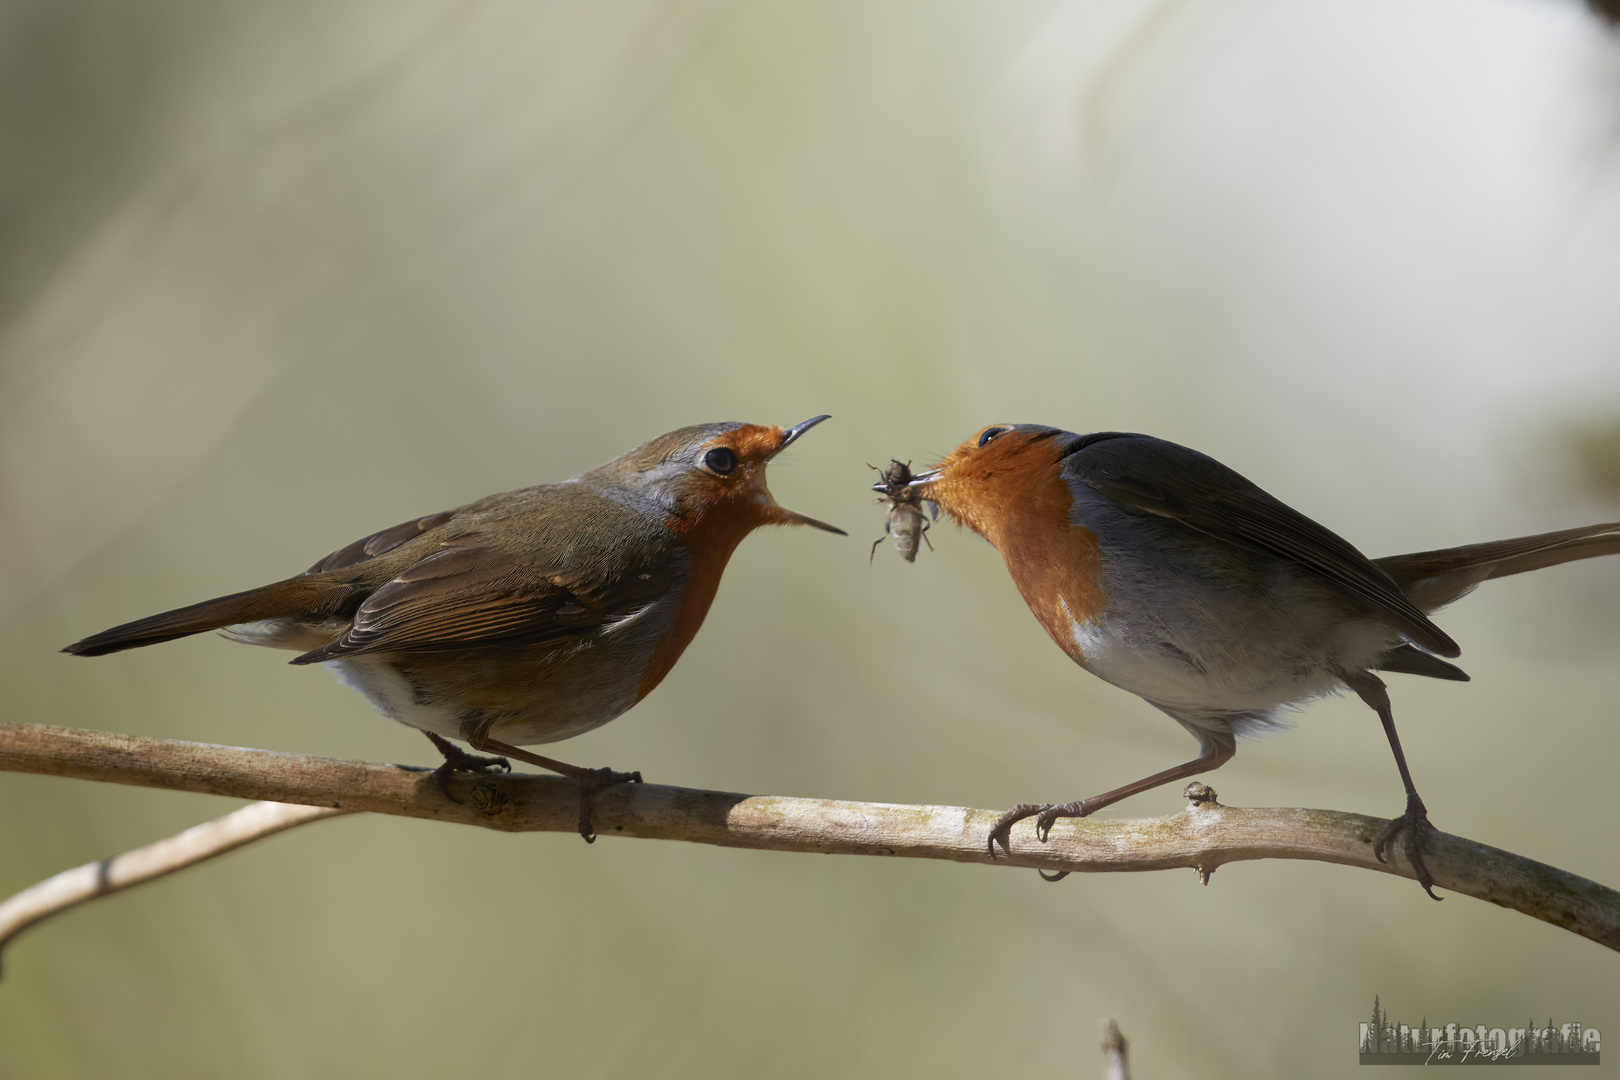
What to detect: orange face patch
<box><xmin>664</xmin><ymin>425</ymin><xmax>783</xmax><ymax>535</ymax></box>
<box><xmin>921</xmin><ymin>427</ymin><xmax>1069</xmax><ymax>541</ymax></box>
<box><xmin>717</xmin><ymin>424</ymin><xmax>786</xmax><ymax>463</ymax></box>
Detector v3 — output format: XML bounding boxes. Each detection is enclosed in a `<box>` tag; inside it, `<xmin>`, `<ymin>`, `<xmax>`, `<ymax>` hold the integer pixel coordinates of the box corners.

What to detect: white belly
<box><xmin>1062</xmin><ymin>595</ymin><xmax>1393</xmax><ymax>739</ymax></box>
<box><xmin>325</xmin><ymin>658</ymin><xmax>464</xmax><ymax>739</ymax></box>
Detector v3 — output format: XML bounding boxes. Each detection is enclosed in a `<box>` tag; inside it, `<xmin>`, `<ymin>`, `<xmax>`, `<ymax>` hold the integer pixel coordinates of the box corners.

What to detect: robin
<box><xmin>901</xmin><ymin>425</ymin><xmax>1620</xmax><ymax>896</ymax></box>
<box><xmin>66</xmin><ymin>417</ymin><xmax>845</xmax><ymax>839</ymax></box>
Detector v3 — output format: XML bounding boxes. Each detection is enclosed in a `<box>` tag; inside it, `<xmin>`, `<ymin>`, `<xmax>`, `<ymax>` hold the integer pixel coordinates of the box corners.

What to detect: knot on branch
<box><xmin>1183</xmin><ymin>782</ymin><xmax>1220</xmax><ymax>809</ymax></box>
<box><xmin>468</xmin><ymin>781</ymin><xmax>514</xmax><ymax>821</ymax></box>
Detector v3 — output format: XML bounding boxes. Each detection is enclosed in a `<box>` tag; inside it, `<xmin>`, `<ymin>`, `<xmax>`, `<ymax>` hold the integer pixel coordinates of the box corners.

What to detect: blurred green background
<box><xmin>4</xmin><ymin>1</ymin><xmax>1620</xmax><ymax>1076</ymax></box>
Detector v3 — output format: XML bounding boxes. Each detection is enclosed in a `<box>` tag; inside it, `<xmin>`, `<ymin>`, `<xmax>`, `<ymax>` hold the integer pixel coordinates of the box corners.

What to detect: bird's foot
<box><xmin>423</xmin><ymin>732</ymin><xmax>510</xmax><ymax>803</ymax></box>
<box><xmin>1032</xmin><ymin>800</ymin><xmax>1095</xmax><ymax>882</ymax></box>
<box><xmin>988</xmin><ymin>800</ymin><xmax>1093</xmax><ymax>883</ymax></box>
<box><xmin>1373</xmin><ymin>794</ymin><xmax>1442</xmax><ymax>901</ymax></box>
<box><xmin>574</xmin><ymin>767</ymin><xmax>643</xmax><ymax>844</ymax></box>
<box><xmin>987</xmin><ymin>803</ymin><xmax>1047</xmax><ymax>858</ymax></box>
<box><xmin>1035</xmin><ymin>800</ymin><xmax>1092</xmax><ymax>842</ymax></box>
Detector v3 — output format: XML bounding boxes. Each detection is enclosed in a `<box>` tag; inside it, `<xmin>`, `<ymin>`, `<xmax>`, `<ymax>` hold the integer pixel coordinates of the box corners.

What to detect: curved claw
<box><xmin>1373</xmin><ymin>798</ymin><xmax>1442</xmax><ymax>901</ymax></box>
<box><xmin>574</xmin><ymin>766</ymin><xmax>643</xmax><ymax>843</ymax></box>
<box><xmin>423</xmin><ymin>732</ymin><xmax>511</xmax><ymax>804</ymax></box>
<box><xmin>1372</xmin><ymin>826</ymin><xmax>1398</xmax><ymax>866</ymax></box>
<box><xmin>1038</xmin><ymin>869</ymin><xmax>1070</xmax><ymax>883</ymax></box>
<box><xmin>1034</xmin><ymin>799</ymin><xmax>1089</xmax><ymax>842</ymax></box>
<box><xmin>431</xmin><ymin>764</ymin><xmax>461</xmax><ymax>804</ymax></box>
<box><xmin>987</xmin><ymin>803</ymin><xmax>1046</xmax><ymax>858</ymax></box>
<box><xmin>1035</xmin><ymin>807</ymin><xmax>1057</xmax><ymax>843</ymax></box>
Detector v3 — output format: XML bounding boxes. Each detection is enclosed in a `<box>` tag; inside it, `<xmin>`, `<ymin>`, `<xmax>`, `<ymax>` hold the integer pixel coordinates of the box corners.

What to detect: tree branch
<box><xmin>0</xmin><ymin>800</ymin><xmax>350</xmax><ymax>967</ymax></box>
<box><xmin>1100</xmin><ymin>1018</ymin><xmax>1131</xmax><ymax>1080</ymax></box>
<box><xmin>3</xmin><ymin>722</ymin><xmax>1618</xmax><ymax>955</ymax></box>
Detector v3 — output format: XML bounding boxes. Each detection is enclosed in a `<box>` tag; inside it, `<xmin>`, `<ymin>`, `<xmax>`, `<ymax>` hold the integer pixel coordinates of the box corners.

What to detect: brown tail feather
<box><xmin>63</xmin><ymin>578</ymin><xmax>355</xmax><ymax>657</ymax></box>
<box><xmin>1375</xmin><ymin>521</ymin><xmax>1620</xmax><ymax>614</ymax></box>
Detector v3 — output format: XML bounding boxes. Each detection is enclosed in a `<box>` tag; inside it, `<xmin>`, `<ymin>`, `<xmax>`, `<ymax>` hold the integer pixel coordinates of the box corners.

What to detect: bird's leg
<box><xmin>469</xmin><ymin>734</ymin><xmax>642</xmax><ymax>843</ymax></box>
<box><xmin>422</xmin><ymin>731</ymin><xmax>510</xmax><ymax>802</ymax></box>
<box><xmin>988</xmin><ymin>735</ymin><xmax>1235</xmax><ymax>875</ymax></box>
<box><xmin>1339</xmin><ymin>668</ymin><xmax>1442</xmax><ymax>901</ymax></box>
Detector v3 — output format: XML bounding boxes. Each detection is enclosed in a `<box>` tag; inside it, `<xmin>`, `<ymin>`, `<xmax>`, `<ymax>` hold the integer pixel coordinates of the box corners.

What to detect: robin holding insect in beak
<box><xmin>903</xmin><ymin>425</ymin><xmax>1620</xmax><ymax>896</ymax></box>
<box><xmin>66</xmin><ymin>417</ymin><xmax>845</xmax><ymax>839</ymax></box>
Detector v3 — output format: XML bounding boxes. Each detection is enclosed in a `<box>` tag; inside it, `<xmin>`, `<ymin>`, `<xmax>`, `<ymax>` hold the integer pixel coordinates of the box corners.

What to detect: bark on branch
<box><xmin>3</xmin><ymin>722</ymin><xmax>1618</xmax><ymax>956</ymax></box>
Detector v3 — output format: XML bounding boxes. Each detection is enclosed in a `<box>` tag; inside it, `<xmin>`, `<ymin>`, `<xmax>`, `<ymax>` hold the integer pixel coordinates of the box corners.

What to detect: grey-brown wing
<box><xmin>1065</xmin><ymin>434</ymin><xmax>1459</xmax><ymax>657</ymax></box>
<box><xmin>290</xmin><ymin>536</ymin><xmax>675</xmax><ymax>664</ymax></box>
<box><xmin>304</xmin><ymin>512</ymin><xmax>455</xmax><ymax>575</ymax></box>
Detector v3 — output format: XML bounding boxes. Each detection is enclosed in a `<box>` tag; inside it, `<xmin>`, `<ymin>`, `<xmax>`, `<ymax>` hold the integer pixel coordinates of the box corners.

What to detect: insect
<box><xmin>868</xmin><ymin>459</ymin><xmax>937</xmax><ymax>564</ymax></box>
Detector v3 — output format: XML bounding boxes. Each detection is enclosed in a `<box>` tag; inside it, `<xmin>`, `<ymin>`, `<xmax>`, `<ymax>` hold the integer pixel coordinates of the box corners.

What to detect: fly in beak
<box><xmin>870</xmin><ymin>464</ymin><xmax>940</xmax><ymax>518</ymax></box>
<box><xmin>766</xmin><ymin>415</ymin><xmax>846</xmax><ymax>535</ymax></box>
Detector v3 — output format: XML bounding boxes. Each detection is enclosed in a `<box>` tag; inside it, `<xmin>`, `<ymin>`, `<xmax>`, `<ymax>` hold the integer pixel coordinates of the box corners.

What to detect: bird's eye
<box><xmin>704</xmin><ymin>447</ymin><xmax>737</xmax><ymax>475</ymax></box>
<box><xmin>978</xmin><ymin>427</ymin><xmax>1007</xmax><ymax>448</ymax></box>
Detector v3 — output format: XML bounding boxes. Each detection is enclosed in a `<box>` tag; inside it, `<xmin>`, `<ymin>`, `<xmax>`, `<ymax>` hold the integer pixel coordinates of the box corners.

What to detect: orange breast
<box><xmin>996</xmin><ymin>494</ymin><xmax>1107</xmax><ymax>664</ymax></box>
<box><xmin>950</xmin><ymin>454</ymin><xmax>1107</xmax><ymax>664</ymax></box>
<box><xmin>633</xmin><ymin>496</ymin><xmax>759</xmax><ymax>701</ymax></box>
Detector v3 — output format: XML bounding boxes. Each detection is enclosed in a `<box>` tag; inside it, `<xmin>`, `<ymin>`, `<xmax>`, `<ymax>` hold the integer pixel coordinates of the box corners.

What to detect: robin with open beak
<box><xmin>902</xmin><ymin>425</ymin><xmax>1620</xmax><ymax>896</ymax></box>
<box><xmin>66</xmin><ymin>417</ymin><xmax>845</xmax><ymax>839</ymax></box>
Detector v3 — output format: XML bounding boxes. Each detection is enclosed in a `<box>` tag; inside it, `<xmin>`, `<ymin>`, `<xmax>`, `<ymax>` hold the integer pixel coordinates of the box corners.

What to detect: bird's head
<box><xmin>593</xmin><ymin>416</ymin><xmax>845</xmax><ymax>543</ymax></box>
<box><xmin>902</xmin><ymin>424</ymin><xmax>1072</xmax><ymax>548</ymax></box>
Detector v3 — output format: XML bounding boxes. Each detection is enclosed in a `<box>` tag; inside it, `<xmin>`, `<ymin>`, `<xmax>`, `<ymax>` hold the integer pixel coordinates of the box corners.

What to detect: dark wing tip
<box><xmin>1374</xmin><ymin>643</ymin><xmax>1470</xmax><ymax>681</ymax></box>
<box><xmin>1427</xmin><ymin>631</ymin><xmax>1462</xmax><ymax>659</ymax></box>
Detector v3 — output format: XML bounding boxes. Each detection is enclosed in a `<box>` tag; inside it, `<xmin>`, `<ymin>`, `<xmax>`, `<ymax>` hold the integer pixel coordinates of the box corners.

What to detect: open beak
<box><xmin>869</xmin><ymin>467</ymin><xmax>943</xmax><ymax>494</ymax></box>
<box><xmin>870</xmin><ymin>464</ymin><xmax>940</xmax><ymax>520</ymax></box>
<box><xmin>765</xmin><ymin>415</ymin><xmax>846</xmax><ymax>535</ymax></box>
<box><xmin>905</xmin><ymin>467</ymin><xmax>942</xmax><ymax>491</ymax></box>
<box><xmin>771</xmin><ymin>415</ymin><xmax>831</xmax><ymax>458</ymax></box>
<box><xmin>773</xmin><ymin>507</ymin><xmax>846</xmax><ymax>535</ymax></box>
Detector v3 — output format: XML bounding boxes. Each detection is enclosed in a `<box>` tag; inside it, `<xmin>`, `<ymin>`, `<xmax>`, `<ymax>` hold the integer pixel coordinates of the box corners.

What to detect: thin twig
<box><xmin>0</xmin><ymin>800</ymin><xmax>350</xmax><ymax>969</ymax></box>
<box><xmin>1100</xmin><ymin>1018</ymin><xmax>1130</xmax><ymax>1080</ymax></box>
<box><xmin>3</xmin><ymin>722</ymin><xmax>1618</xmax><ymax>954</ymax></box>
